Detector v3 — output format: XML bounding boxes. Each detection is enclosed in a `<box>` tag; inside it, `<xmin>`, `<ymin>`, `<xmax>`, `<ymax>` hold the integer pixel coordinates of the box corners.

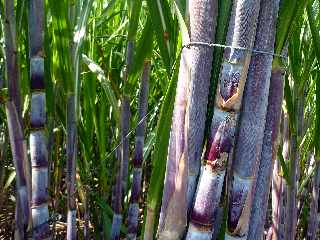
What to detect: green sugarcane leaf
<box><xmin>307</xmin><ymin>0</ymin><xmax>320</xmax><ymax>156</ymax></box>
<box><xmin>146</xmin><ymin>0</ymin><xmax>174</xmax><ymax>75</ymax></box>
<box><xmin>82</xmin><ymin>54</ymin><xmax>120</xmax><ymax>125</ymax></box>
<box><xmin>143</xmin><ymin>53</ymin><xmax>180</xmax><ymax>238</ymax></box>
<box><xmin>143</xmin><ymin>131</ymin><xmax>156</xmax><ymax>160</ymax></box>
<box><xmin>127</xmin><ymin>0</ymin><xmax>142</xmax><ymax>41</ymax></box>
<box><xmin>284</xmin><ymin>74</ymin><xmax>296</xmax><ymax>134</ymax></box>
<box><xmin>173</xmin><ymin>1</ymin><xmax>190</xmax><ymax>45</ymax></box>
<box><xmin>95</xmin><ymin>0</ymin><xmax>117</xmax><ymax>28</ymax></box>
<box><xmin>275</xmin><ymin>0</ymin><xmax>306</xmax><ymax>56</ymax></box>
<box><xmin>4</xmin><ymin>170</ymin><xmax>16</xmax><ymax>190</ymax></box>
<box><xmin>131</xmin><ymin>18</ymin><xmax>153</xmax><ymax>79</ymax></box>
<box><xmin>277</xmin><ymin>146</ymin><xmax>290</xmax><ymax>185</ymax></box>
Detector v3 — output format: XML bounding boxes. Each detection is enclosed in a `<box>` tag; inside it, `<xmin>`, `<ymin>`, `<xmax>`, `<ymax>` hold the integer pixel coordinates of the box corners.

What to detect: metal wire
<box><xmin>182</xmin><ymin>41</ymin><xmax>288</xmax><ymax>59</ymax></box>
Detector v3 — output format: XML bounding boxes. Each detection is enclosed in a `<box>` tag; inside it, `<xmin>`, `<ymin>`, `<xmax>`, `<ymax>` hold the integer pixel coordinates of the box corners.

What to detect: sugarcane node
<box><xmin>30</xmin><ymin>158</ymin><xmax>48</xmax><ymax>168</ymax></box>
<box><xmin>164</xmin><ymin>31</ymin><xmax>169</xmax><ymax>42</ymax></box>
<box><xmin>31</xmin><ymin>196</ymin><xmax>49</xmax><ymax>207</ymax></box>
<box><xmin>189</xmin><ymin>221</ymin><xmax>213</xmax><ymax>232</ymax></box>
<box><xmin>205</xmin><ymin>152</ymin><xmax>228</xmax><ymax>172</ymax></box>
<box><xmin>30</xmin><ymin>57</ymin><xmax>45</xmax><ymax>90</ymax></box>
<box><xmin>30</xmin><ymin>124</ymin><xmax>46</xmax><ymax>130</ymax></box>
<box><xmin>36</xmin><ymin>49</ymin><xmax>45</xmax><ymax>58</ymax></box>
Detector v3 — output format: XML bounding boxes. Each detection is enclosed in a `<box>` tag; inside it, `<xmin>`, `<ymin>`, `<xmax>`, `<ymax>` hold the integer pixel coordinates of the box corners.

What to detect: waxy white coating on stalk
<box><xmin>67</xmin><ymin>210</ymin><xmax>77</xmax><ymax>240</ymax></box>
<box><xmin>18</xmin><ymin>185</ymin><xmax>29</xmax><ymax>223</ymax></box>
<box><xmin>127</xmin><ymin>203</ymin><xmax>139</xmax><ymax>239</ymax></box>
<box><xmin>111</xmin><ymin>214</ymin><xmax>123</xmax><ymax>240</ymax></box>
<box><xmin>186</xmin><ymin>224</ymin><xmax>212</xmax><ymax>240</ymax></box>
<box><xmin>30</xmin><ymin>93</ymin><xmax>46</xmax><ymax>126</ymax></box>
<box><xmin>32</xmin><ymin>203</ymin><xmax>49</xmax><ymax>227</ymax></box>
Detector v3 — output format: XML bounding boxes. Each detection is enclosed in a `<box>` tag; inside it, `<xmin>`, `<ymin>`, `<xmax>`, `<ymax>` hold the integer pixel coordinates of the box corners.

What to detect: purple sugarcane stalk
<box><xmin>111</xmin><ymin>38</ymin><xmax>134</xmax><ymax>240</ymax></box>
<box><xmin>4</xmin><ymin>0</ymin><xmax>22</xmax><ymax>120</ymax></box>
<box><xmin>158</xmin><ymin>0</ymin><xmax>218</xmax><ymax>239</ymax></box>
<box><xmin>84</xmin><ymin>188</ymin><xmax>90</xmax><ymax>240</ymax></box>
<box><xmin>268</xmin><ymin>156</ymin><xmax>286</xmax><ymax>240</ymax></box>
<box><xmin>66</xmin><ymin>95</ymin><xmax>77</xmax><ymax>240</ymax></box>
<box><xmin>269</xmin><ymin>114</ymin><xmax>289</xmax><ymax>240</ymax></box>
<box><xmin>3</xmin><ymin>0</ymin><xmax>30</xmax><ymax>237</ymax></box>
<box><xmin>5</xmin><ymin>101</ymin><xmax>30</xmax><ymax>236</ymax></box>
<box><xmin>185</xmin><ymin>0</ymin><xmax>218</xmax><ymax>208</ymax></box>
<box><xmin>111</xmin><ymin>98</ymin><xmax>130</xmax><ymax>240</ymax></box>
<box><xmin>285</xmin><ymin>95</ymin><xmax>304</xmax><ymax>240</ymax></box>
<box><xmin>28</xmin><ymin>0</ymin><xmax>50</xmax><ymax>238</ymax></box>
<box><xmin>156</xmin><ymin>8</ymin><xmax>192</xmax><ymax>238</ymax></box>
<box><xmin>306</xmin><ymin>153</ymin><xmax>320</xmax><ymax>240</ymax></box>
<box><xmin>247</xmin><ymin>64</ymin><xmax>284</xmax><ymax>239</ymax></box>
<box><xmin>157</xmin><ymin>47</ymin><xmax>189</xmax><ymax>240</ymax></box>
<box><xmin>127</xmin><ymin>60</ymin><xmax>151</xmax><ymax>239</ymax></box>
<box><xmin>122</xmin><ymin>41</ymin><xmax>134</xmax><ymax>193</ymax></box>
<box><xmin>226</xmin><ymin>0</ymin><xmax>279</xmax><ymax>238</ymax></box>
<box><xmin>186</xmin><ymin>1</ymin><xmax>261</xmax><ymax>239</ymax></box>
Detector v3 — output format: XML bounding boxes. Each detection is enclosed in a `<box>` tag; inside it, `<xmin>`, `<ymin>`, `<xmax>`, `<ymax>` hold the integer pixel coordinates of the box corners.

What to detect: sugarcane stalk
<box><xmin>158</xmin><ymin>1</ymin><xmax>218</xmax><ymax>239</ymax></box>
<box><xmin>121</xmin><ymin>93</ymin><xmax>130</xmax><ymax>195</ymax></box>
<box><xmin>4</xmin><ymin>0</ymin><xmax>21</xmax><ymax>120</ymax></box>
<box><xmin>269</xmin><ymin>113</ymin><xmax>289</xmax><ymax>240</ymax></box>
<box><xmin>127</xmin><ymin>60</ymin><xmax>151</xmax><ymax>240</ymax></box>
<box><xmin>156</xmin><ymin>23</ymin><xmax>190</xmax><ymax>240</ymax></box>
<box><xmin>66</xmin><ymin>1</ymin><xmax>93</xmax><ymax>238</ymax></box>
<box><xmin>120</xmin><ymin>0</ymin><xmax>143</xmax><ymax>198</ymax></box>
<box><xmin>186</xmin><ymin>1</ymin><xmax>260</xmax><ymax>239</ymax></box>
<box><xmin>306</xmin><ymin>152</ymin><xmax>320</xmax><ymax>240</ymax></box>
<box><xmin>247</xmin><ymin>62</ymin><xmax>284</xmax><ymax>239</ymax></box>
<box><xmin>5</xmin><ymin>101</ymin><xmax>29</xmax><ymax>236</ymax></box>
<box><xmin>226</xmin><ymin>0</ymin><xmax>279</xmax><ymax>238</ymax></box>
<box><xmin>111</xmin><ymin>1</ymin><xmax>141</xmax><ymax>235</ymax></box>
<box><xmin>185</xmin><ymin>0</ymin><xmax>218</xmax><ymax>207</ymax></box>
<box><xmin>110</xmin><ymin>96</ymin><xmax>130</xmax><ymax>240</ymax></box>
<box><xmin>2</xmin><ymin>0</ymin><xmax>30</xmax><ymax>237</ymax></box>
<box><xmin>285</xmin><ymin>91</ymin><xmax>304</xmax><ymax>240</ymax></box>
<box><xmin>66</xmin><ymin>94</ymin><xmax>77</xmax><ymax>240</ymax></box>
<box><xmin>84</xmin><ymin>187</ymin><xmax>90</xmax><ymax>240</ymax></box>
<box><xmin>271</xmin><ymin>162</ymin><xmax>286</xmax><ymax>240</ymax></box>
<box><xmin>28</xmin><ymin>0</ymin><xmax>51</xmax><ymax>238</ymax></box>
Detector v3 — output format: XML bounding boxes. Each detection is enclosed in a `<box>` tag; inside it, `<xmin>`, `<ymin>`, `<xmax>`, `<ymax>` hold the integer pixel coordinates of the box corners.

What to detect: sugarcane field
<box><xmin>0</xmin><ymin>0</ymin><xmax>320</xmax><ymax>239</ymax></box>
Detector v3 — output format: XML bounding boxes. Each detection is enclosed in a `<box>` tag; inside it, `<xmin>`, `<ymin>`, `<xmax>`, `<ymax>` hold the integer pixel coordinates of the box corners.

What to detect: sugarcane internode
<box><xmin>227</xmin><ymin>174</ymin><xmax>254</xmax><ymax>236</ymax></box>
